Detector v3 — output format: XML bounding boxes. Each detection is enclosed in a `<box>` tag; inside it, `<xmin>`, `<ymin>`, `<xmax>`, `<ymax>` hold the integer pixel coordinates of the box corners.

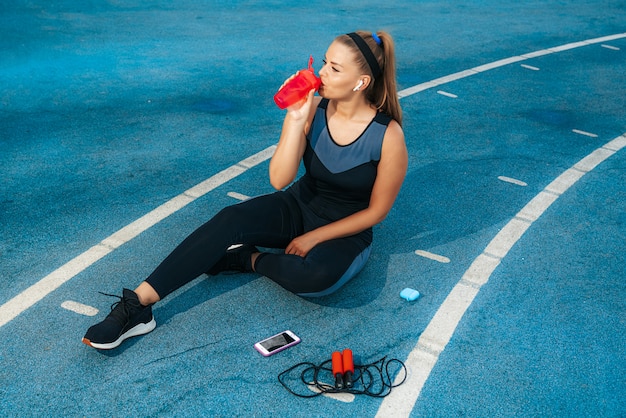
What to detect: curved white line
<box><xmin>376</xmin><ymin>134</ymin><xmax>625</xmax><ymax>417</ymax></box>
<box><xmin>0</xmin><ymin>147</ymin><xmax>274</xmax><ymax>327</ymax></box>
<box><xmin>1</xmin><ymin>32</ymin><xmax>625</xmax><ymax>330</ymax></box>
<box><xmin>376</xmin><ymin>32</ymin><xmax>626</xmax><ymax>418</ymax></box>
<box><xmin>397</xmin><ymin>32</ymin><xmax>626</xmax><ymax>98</ymax></box>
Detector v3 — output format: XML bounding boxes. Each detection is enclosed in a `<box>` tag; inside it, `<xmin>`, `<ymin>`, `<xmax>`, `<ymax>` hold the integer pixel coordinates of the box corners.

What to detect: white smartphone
<box><xmin>254</xmin><ymin>330</ymin><xmax>301</xmax><ymax>357</ymax></box>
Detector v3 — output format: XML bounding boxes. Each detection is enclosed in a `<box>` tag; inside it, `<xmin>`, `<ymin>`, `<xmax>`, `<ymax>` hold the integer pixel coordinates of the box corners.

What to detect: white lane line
<box><xmin>415</xmin><ymin>250</ymin><xmax>451</xmax><ymax>263</ymax></box>
<box><xmin>437</xmin><ymin>90</ymin><xmax>458</xmax><ymax>98</ymax></box>
<box><xmin>0</xmin><ymin>146</ymin><xmax>275</xmax><ymax>328</ymax></box>
<box><xmin>398</xmin><ymin>32</ymin><xmax>626</xmax><ymax>98</ymax></box>
<box><xmin>227</xmin><ymin>191</ymin><xmax>250</xmax><ymax>201</ymax></box>
<box><xmin>307</xmin><ymin>382</ymin><xmax>355</xmax><ymax>402</ymax></box>
<box><xmin>573</xmin><ymin>129</ymin><xmax>599</xmax><ymax>138</ymax></box>
<box><xmin>2</xmin><ymin>33</ymin><xmax>625</xmax><ymax>329</ymax></box>
<box><xmin>376</xmin><ymin>133</ymin><xmax>625</xmax><ymax>418</ymax></box>
<box><xmin>61</xmin><ymin>300</ymin><xmax>99</xmax><ymax>316</ymax></box>
<box><xmin>520</xmin><ymin>64</ymin><xmax>540</xmax><ymax>71</ymax></box>
<box><xmin>601</xmin><ymin>44</ymin><xmax>620</xmax><ymax>50</ymax></box>
<box><xmin>498</xmin><ymin>176</ymin><xmax>528</xmax><ymax>186</ymax></box>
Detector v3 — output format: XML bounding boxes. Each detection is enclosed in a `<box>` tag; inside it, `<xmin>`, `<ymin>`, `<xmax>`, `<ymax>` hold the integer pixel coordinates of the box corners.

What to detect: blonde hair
<box><xmin>337</xmin><ymin>30</ymin><xmax>402</xmax><ymax>126</ymax></box>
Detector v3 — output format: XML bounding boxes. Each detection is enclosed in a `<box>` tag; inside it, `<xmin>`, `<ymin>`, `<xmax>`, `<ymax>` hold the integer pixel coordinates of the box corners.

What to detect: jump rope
<box><xmin>278</xmin><ymin>349</ymin><xmax>407</xmax><ymax>398</ymax></box>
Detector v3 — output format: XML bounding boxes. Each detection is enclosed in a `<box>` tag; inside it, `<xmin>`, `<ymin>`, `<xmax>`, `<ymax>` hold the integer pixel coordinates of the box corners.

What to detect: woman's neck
<box><xmin>330</xmin><ymin>96</ymin><xmax>375</xmax><ymax>122</ymax></box>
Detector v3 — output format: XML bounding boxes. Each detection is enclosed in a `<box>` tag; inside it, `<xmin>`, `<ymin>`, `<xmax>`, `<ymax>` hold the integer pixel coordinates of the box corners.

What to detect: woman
<box><xmin>83</xmin><ymin>30</ymin><xmax>408</xmax><ymax>349</ymax></box>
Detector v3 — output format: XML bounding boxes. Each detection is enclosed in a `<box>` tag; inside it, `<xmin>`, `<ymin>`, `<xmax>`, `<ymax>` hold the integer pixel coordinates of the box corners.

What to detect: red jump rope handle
<box><xmin>332</xmin><ymin>351</ymin><xmax>344</xmax><ymax>389</ymax></box>
<box><xmin>342</xmin><ymin>349</ymin><xmax>354</xmax><ymax>388</ymax></box>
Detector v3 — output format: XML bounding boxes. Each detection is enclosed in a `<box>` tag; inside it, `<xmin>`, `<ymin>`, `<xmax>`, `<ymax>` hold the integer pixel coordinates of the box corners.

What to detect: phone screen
<box><xmin>259</xmin><ymin>332</ymin><xmax>296</xmax><ymax>353</ymax></box>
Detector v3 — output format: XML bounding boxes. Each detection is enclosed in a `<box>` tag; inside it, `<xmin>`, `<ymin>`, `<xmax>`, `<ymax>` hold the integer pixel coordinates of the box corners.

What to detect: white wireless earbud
<box><xmin>353</xmin><ymin>80</ymin><xmax>364</xmax><ymax>91</ymax></box>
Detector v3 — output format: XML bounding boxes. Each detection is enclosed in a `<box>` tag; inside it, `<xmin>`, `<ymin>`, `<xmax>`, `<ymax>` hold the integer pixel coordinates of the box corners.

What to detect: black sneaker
<box><xmin>82</xmin><ymin>288</ymin><xmax>156</xmax><ymax>350</ymax></box>
<box><xmin>206</xmin><ymin>244</ymin><xmax>258</xmax><ymax>275</ymax></box>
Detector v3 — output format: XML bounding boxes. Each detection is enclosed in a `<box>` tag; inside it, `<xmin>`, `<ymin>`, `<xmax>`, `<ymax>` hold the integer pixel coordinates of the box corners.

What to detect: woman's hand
<box><xmin>278</xmin><ymin>72</ymin><xmax>317</xmax><ymax>120</ymax></box>
<box><xmin>285</xmin><ymin>231</ymin><xmax>319</xmax><ymax>258</ymax></box>
<box><xmin>286</xmin><ymin>88</ymin><xmax>316</xmax><ymax>121</ymax></box>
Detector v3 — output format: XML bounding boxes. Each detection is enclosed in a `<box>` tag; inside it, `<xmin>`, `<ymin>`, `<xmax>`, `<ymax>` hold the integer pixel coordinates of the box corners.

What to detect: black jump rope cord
<box><xmin>278</xmin><ymin>356</ymin><xmax>407</xmax><ymax>398</ymax></box>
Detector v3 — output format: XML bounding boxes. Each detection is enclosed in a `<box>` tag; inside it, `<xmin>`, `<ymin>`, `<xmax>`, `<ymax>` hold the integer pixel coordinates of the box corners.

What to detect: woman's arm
<box><xmin>269</xmin><ymin>90</ymin><xmax>320</xmax><ymax>190</ymax></box>
<box><xmin>285</xmin><ymin>120</ymin><xmax>408</xmax><ymax>257</ymax></box>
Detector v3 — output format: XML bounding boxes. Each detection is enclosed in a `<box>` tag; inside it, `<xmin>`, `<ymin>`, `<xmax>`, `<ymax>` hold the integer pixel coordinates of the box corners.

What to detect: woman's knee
<box><xmin>213</xmin><ymin>203</ymin><xmax>246</xmax><ymax>224</ymax></box>
<box><xmin>296</xmin><ymin>245</ymin><xmax>371</xmax><ymax>297</ymax></box>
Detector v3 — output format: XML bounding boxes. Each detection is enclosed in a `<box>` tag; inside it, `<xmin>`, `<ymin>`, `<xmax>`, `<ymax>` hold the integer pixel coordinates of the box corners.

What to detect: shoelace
<box><xmin>99</xmin><ymin>292</ymin><xmax>141</xmax><ymax>326</ymax></box>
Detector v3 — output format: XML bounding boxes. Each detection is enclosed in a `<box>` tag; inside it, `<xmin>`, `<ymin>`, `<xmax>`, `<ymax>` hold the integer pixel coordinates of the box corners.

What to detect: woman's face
<box><xmin>318</xmin><ymin>40</ymin><xmax>363</xmax><ymax>99</ymax></box>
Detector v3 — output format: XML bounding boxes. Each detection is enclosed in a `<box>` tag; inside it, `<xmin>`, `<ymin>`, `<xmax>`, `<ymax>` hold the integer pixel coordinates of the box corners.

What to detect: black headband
<box><xmin>347</xmin><ymin>32</ymin><xmax>382</xmax><ymax>79</ymax></box>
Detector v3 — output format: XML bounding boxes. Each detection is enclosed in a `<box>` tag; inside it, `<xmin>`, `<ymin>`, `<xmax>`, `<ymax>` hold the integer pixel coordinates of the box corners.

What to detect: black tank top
<box><xmin>287</xmin><ymin>99</ymin><xmax>392</xmax><ymax>242</ymax></box>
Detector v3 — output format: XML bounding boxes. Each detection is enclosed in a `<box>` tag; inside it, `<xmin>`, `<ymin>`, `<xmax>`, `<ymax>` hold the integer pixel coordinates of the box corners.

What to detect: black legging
<box><xmin>145</xmin><ymin>191</ymin><xmax>371</xmax><ymax>299</ymax></box>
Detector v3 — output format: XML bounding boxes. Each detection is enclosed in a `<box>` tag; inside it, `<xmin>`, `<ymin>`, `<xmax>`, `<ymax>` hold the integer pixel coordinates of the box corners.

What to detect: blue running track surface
<box><xmin>1</xmin><ymin>1</ymin><xmax>624</xmax><ymax>417</ymax></box>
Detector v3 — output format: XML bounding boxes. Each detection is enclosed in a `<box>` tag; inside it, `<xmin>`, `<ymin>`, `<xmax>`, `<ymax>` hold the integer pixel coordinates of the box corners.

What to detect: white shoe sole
<box><xmin>82</xmin><ymin>317</ymin><xmax>156</xmax><ymax>350</ymax></box>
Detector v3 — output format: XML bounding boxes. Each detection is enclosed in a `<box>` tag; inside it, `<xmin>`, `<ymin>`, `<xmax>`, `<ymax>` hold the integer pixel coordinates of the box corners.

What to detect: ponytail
<box><xmin>338</xmin><ymin>30</ymin><xmax>403</xmax><ymax>126</ymax></box>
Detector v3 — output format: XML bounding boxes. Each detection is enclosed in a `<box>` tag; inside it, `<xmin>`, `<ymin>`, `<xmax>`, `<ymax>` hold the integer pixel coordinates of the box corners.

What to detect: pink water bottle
<box><xmin>274</xmin><ymin>55</ymin><xmax>321</xmax><ymax>109</ymax></box>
